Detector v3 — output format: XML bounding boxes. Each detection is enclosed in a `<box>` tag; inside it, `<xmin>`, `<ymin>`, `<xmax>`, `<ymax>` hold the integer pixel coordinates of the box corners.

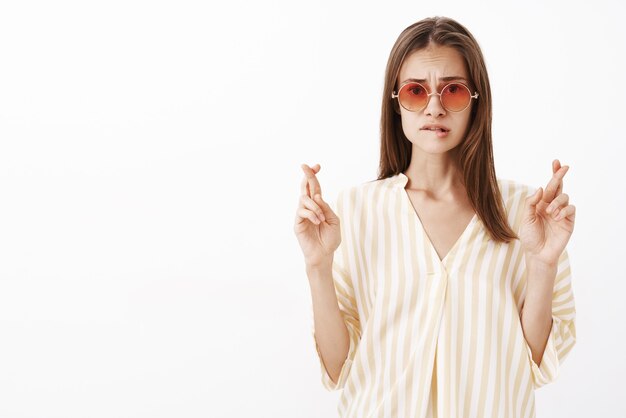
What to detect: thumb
<box><xmin>314</xmin><ymin>194</ymin><xmax>339</xmax><ymax>223</ymax></box>
<box><xmin>524</xmin><ymin>187</ymin><xmax>543</xmax><ymax>221</ymax></box>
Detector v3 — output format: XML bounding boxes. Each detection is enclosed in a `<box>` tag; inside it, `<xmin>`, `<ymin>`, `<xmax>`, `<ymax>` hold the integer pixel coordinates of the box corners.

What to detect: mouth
<box><xmin>421</xmin><ymin>126</ymin><xmax>450</xmax><ymax>138</ymax></box>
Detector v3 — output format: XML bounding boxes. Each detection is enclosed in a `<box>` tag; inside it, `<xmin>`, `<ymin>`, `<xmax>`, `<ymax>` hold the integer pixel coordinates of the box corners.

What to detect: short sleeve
<box><xmin>523</xmin><ymin>248</ymin><xmax>577</xmax><ymax>389</ymax></box>
<box><xmin>310</xmin><ymin>189</ymin><xmax>362</xmax><ymax>391</ymax></box>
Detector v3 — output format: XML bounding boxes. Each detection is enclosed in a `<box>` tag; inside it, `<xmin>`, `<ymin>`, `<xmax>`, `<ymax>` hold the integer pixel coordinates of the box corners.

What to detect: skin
<box><xmin>295</xmin><ymin>163</ymin><xmax>347</xmax><ymax>385</ymax></box>
<box><xmin>396</xmin><ymin>44</ymin><xmax>477</xmax><ymax>260</ymax></box>
<box><xmin>520</xmin><ymin>160</ymin><xmax>575</xmax><ymax>265</ymax></box>
<box><xmin>295</xmin><ymin>44</ymin><xmax>577</xmax><ymax>367</ymax></box>
<box><xmin>519</xmin><ymin>159</ymin><xmax>576</xmax><ymax>366</ymax></box>
<box><xmin>294</xmin><ymin>163</ymin><xmax>341</xmax><ymax>270</ymax></box>
<box><xmin>396</xmin><ymin>44</ymin><xmax>474</xmax><ymax>197</ymax></box>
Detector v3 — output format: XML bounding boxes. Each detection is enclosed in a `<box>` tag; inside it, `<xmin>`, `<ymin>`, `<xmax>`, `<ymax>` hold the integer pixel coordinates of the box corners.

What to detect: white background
<box><xmin>0</xmin><ymin>0</ymin><xmax>624</xmax><ymax>417</ymax></box>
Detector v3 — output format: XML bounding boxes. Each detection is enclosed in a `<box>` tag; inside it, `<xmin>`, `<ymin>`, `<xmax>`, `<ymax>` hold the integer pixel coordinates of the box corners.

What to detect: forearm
<box><xmin>520</xmin><ymin>258</ymin><xmax>558</xmax><ymax>366</ymax></box>
<box><xmin>307</xmin><ymin>262</ymin><xmax>350</xmax><ymax>385</ymax></box>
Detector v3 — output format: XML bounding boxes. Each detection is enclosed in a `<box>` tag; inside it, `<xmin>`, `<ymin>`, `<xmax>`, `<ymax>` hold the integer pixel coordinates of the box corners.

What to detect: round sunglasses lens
<box><xmin>441</xmin><ymin>83</ymin><xmax>471</xmax><ymax>111</ymax></box>
<box><xmin>399</xmin><ymin>83</ymin><xmax>428</xmax><ymax>111</ymax></box>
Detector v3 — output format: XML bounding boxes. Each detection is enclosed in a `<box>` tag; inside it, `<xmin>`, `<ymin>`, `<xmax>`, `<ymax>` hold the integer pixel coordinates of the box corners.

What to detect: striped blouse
<box><xmin>311</xmin><ymin>172</ymin><xmax>576</xmax><ymax>418</ymax></box>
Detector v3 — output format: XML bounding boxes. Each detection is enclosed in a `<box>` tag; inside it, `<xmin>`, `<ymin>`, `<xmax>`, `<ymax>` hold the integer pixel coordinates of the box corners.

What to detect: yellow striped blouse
<box><xmin>311</xmin><ymin>172</ymin><xmax>576</xmax><ymax>418</ymax></box>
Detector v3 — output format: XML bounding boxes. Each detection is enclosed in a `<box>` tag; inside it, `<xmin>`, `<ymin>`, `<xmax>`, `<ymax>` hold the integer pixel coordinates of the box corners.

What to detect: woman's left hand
<box><xmin>519</xmin><ymin>159</ymin><xmax>576</xmax><ymax>266</ymax></box>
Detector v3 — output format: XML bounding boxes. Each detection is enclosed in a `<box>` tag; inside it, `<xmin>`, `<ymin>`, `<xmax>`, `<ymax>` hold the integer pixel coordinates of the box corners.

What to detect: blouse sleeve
<box><xmin>310</xmin><ymin>189</ymin><xmax>362</xmax><ymax>391</ymax></box>
<box><xmin>523</xmin><ymin>248</ymin><xmax>577</xmax><ymax>389</ymax></box>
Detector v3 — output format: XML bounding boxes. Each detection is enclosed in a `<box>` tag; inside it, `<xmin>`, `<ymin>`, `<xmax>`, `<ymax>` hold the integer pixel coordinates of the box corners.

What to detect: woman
<box><xmin>294</xmin><ymin>16</ymin><xmax>576</xmax><ymax>418</ymax></box>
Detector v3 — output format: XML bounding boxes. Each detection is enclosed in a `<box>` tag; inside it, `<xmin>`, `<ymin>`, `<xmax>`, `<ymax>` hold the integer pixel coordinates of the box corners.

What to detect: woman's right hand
<box><xmin>294</xmin><ymin>163</ymin><xmax>341</xmax><ymax>269</ymax></box>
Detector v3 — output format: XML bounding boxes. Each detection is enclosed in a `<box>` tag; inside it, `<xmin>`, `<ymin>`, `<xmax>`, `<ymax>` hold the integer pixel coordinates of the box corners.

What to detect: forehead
<box><xmin>398</xmin><ymin>45</ymin><xmax>468</xmax><ymax>83</ymax></box>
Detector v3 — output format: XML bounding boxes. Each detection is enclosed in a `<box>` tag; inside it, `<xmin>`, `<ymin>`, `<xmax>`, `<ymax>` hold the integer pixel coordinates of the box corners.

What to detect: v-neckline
<box><xmin>395</xmin><ymin>173</ymin><xmax>478</xmax><ymax>267</ymax></box>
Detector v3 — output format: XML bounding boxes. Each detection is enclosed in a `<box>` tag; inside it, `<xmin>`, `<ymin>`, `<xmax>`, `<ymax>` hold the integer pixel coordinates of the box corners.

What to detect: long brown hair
<box><xmin>377</xmin><ymin>16</ymin><xmax>518</xmax><ymax>243</ymax></box>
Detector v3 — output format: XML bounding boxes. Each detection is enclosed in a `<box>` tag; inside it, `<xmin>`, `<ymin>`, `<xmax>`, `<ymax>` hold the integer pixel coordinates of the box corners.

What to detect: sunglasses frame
<box><xmin>391</xmin><ymin>81</ymin><xmax>479</xmax><ymax>113</ymax></box>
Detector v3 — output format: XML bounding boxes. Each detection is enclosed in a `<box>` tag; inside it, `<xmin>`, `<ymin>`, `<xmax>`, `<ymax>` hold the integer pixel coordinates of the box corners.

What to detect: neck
<box><xmin>402</xmin><ymin>148</ymin><xmax>465</xmax><ymax>200</ymax></box>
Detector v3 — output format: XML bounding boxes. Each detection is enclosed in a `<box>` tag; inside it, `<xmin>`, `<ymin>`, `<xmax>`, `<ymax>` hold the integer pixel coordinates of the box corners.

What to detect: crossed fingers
<box><xmin>542</xmin><ymin>159</ymin><xmax>568</xmax><ymax>203</ymax></box>
<box><xmin>300</xmin><ymin>163</ymin><xmax>321</xmax><ymax>199</ymax></box>
<box><xmin>543</xmin><ymin>159</ymin><xmax>575</xmax><ymax>221</ymax></box>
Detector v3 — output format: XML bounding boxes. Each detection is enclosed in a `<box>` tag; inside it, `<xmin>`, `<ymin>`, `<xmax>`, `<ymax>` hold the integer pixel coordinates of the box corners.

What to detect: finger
<box><xmin>555</xmin><ymin>204</ymin><xmax>576</xmax><ymax>222</ymax></box>
<box><xmin>557</xmin><ymin>165</ymin><xmax>569</xmax><ymax>196</ymax></box>
<box><xmin>309</xmin><ymin>164</ymin><xmax>321</xmax><ymax>197</ymax></box>
<box><xmin>313</xmin><ymin>192</ymin><xmax>339</xmax><ymax>224</ymax></box>
<box><xmin>300</xmin><ymin>164</ymin><xmax>312</xmax><ymax>196</ymax></box>
<box><xmin>543</xmin><ymin>165</ymin><xmax>569</xmax><ymax>203</ymax></box>
<box><xmin>295</xmin><ymin>207</ymin><xmax>321</xmax><ymax>225</ymax></box>
<box><xmin>524</xmin><ymin>187</ymin><xmax>543</xmax><ymax>220</ymax></box>
<box><xmin>301</xmin><ymin>163</ymin><xmax>323</xmax><ymax>199</ymax></box>
<box><xmin>546</xmin><ymin>193</ymin><xmax>570</xmax><ymax>214</ymax></box>
<box><xmin>300</xmin><ymin>194</ymin><xmax>326</xmax><ymax>222</ymax></box>
<box><xmin>552</xmin><ymin>160</ymin><xmax>561</xmax><ymax>196</ymax></box>
<box><xmin>528</xmin><ymin>187</ymin><xmax>543</xmax><ymax>206</ymax></box>
<box><xmin>301</xmin><ymin>163</ymin><xmax>320</xmax><ymax>174</ymax></box>
<box><xmin>553</xmin><ymin>159</ymin><xmax>566</xmax><ymax>196</ymax></box>
<box><xmin>300</xmin><ymin>175</ymin><xmax>308</xmax><ymax>196</ymax></box>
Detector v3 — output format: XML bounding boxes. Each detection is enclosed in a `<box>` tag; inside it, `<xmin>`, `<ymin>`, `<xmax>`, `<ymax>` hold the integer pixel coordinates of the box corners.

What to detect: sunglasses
<box><xmin>391</xmin><ymin>81</ymin><xmax>479</xmax><ymax>113</ymax></box>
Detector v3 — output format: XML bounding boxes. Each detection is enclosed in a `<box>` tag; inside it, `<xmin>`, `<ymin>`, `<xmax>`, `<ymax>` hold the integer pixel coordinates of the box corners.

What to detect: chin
<box><xmin>408</xmin><ymin>135</ymin><xmax>462</xmax><ymax>153</ymax></box>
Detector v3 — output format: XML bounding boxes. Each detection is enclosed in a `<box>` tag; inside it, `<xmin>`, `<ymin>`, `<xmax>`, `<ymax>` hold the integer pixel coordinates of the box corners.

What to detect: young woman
<box><xmin>294</xmin><ymin>16</ymin><xmax>576</xmax><ymax>418</ymax></box>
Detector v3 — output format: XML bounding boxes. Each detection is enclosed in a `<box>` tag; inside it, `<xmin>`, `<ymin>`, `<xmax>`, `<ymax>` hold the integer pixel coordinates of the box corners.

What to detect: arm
<box><xmin>520</xmin><ymin>259</ymin><xmax>557</xmax><ymax>366</ymax></box>
<box><xmin>517</xmin><ymin>163</ymin><xmax>577</xmax><ymax>388</ymax></box>
<box><xmin>308</xmin><ymin>261</ymin><xmax>350</xmax><ymax>386</ymax></box>
<box><xmin>308</xmin><ymin>258</ymin><xmax>362</xmax><ymax>391</ymax></box>
<box><xmin>307</xmin><ymin>189</ymin><xmax>362</xmax><ymax>391</ymax></box>
<box><xmin>520</xmin><ymin>249</ymin><xmax>577</xmax><ymax>388</ymax></box>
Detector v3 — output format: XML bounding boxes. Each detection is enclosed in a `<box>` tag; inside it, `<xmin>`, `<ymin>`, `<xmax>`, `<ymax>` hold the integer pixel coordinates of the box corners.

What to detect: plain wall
<box><xmin>0</xmin><ymin>0</ymin><xmax>624</xmax><ymax>417</ymax></box>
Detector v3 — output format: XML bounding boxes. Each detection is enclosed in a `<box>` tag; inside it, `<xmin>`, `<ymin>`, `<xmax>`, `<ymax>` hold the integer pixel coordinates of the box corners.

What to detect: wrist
<box><xmin>524</xmin><ymin>253</ymin><xmax>558</xmax><ymax>271</ymax></box>
<box><xmin>525</xmin><ymin>256</ymin><xmax>558</xmax><ymax>292</ymax></box>
<box><xmin>306</xmin><ymin>258</ymin><xmax>333</xmax><ymax>275</ymax></box>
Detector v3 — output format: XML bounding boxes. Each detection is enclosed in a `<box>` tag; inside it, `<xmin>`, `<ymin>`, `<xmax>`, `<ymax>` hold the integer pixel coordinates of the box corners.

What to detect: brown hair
<box><xmin>377</xmin><ymin>16</ymin><xmax>518</xmax><ymax>243</ymax></box>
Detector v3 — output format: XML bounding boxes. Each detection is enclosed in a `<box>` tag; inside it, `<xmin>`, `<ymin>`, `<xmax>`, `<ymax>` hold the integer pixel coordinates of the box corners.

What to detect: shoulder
<box><xmin>332</xmin><ymin>175</ymin><xmax>399</xmax><ymax>216</ymax></box>
<box><xmin>496</xmin><ymin>178</ymin><xmax>540</xmax><ymax>223</ymax></box>
<box><xmin>497</xmin><ymin>177</ymin><xmax>538</xmax><ymax>203</ymax></box>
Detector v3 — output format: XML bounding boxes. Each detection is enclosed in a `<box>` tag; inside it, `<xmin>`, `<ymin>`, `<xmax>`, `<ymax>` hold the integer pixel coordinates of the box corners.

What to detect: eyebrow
<box><xmin>401</xmin><ymin>76</ymin><xmax>468</xmax><ymax>84</ymax></box>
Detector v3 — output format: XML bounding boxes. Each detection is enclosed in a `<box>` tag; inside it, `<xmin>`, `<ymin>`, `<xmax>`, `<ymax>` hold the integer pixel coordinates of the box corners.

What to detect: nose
<box><xmin>423</xmin><ymin>92</ymin><xmax>446</xmax><ymax>117</ymax></box>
